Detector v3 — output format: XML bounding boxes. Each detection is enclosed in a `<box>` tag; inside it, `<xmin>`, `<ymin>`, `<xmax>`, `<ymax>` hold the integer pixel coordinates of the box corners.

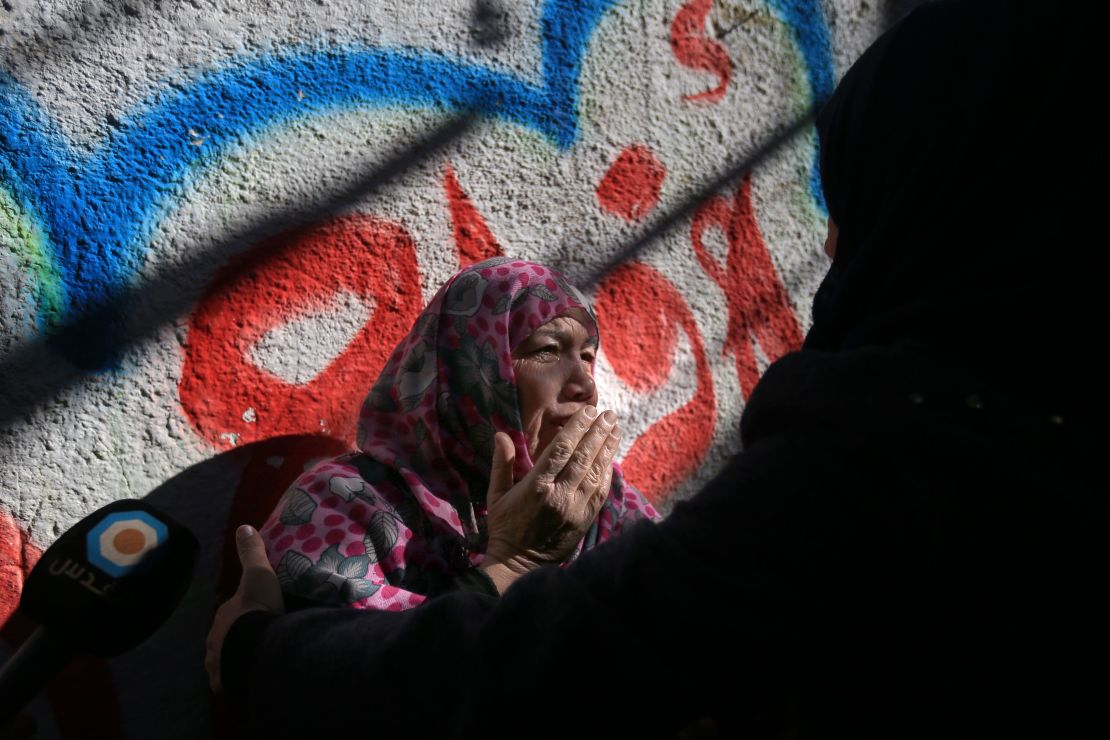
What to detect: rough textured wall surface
<box><xmin>1</xmin><ymin>1</ymin><xmax>888</xmax><ymax>736</ymax></box>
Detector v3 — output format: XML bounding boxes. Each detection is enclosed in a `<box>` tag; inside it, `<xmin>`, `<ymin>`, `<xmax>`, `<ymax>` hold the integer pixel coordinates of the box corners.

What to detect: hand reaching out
<box><xmin>205</xmin><ymin>525</ymin><xmax>284</xmax><ymax>694</ymax></box>
<box><xmin>480</xmin><ymin>406</ymin><xmax>621</xmax><ymax>592</ymax></box>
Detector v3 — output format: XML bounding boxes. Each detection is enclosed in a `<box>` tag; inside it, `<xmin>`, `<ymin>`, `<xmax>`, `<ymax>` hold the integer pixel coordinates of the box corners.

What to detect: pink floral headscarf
<box><xmin>260</xmin><ymin>257</ymin><xmax>659</xmax><ymax>611</ymax></box>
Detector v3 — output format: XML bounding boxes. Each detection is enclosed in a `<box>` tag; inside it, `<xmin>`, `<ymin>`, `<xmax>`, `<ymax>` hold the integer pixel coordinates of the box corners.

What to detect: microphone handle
<box><xmin>0</xmin><ymin>625</ymin><xmax>76</xmax><ymax>724</ymax></box>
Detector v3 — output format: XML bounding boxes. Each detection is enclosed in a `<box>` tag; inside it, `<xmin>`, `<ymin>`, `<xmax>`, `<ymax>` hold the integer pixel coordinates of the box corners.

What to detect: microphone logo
<box><xmin>86</xmin><ymin>511</ymin><xmax>168</xmax><ymax>578</ymax></box>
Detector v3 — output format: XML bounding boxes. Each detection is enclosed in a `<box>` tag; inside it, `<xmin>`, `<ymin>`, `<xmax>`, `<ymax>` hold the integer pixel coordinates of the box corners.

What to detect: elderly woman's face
<box><xmin>511</xmin><ymin>315</ymin><xmax>599</xmax><ymax>459</ymax></box>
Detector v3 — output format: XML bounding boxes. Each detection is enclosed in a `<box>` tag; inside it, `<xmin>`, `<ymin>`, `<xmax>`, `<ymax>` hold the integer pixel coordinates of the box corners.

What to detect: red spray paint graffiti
<box><xmin>180</xmin><ymin>215</ymin><xmax>424</xmax><ymax>447</ymax></box>
<box><xmin>596</xmin><ymin>144</ymin><xmax>667</xmax><ymax>222</ymax></box>
<box><xmin>444</xmin><ymin>164</ymin><xmax>504</xmax><ymax>266</ymax></box>
<box><xmin>596</xmin><ymin>262</ymin><xmax>716</xmax><ymax>504</ymax></box>
<box><xmin>691</xmin><ymin>175</ymin><xmax>803</xmax><ymax>399</ymax></box>
<box><xmin>0</xmin><ymin>510</ymin><xmax>122</xmax><ymax>739</ymax></box>
<box><xmin>670</xmin><ymin>0</ymin><xmax>733</xmax><ymax>103</ymax></box>
<box><xmin>0</xmin><ymin>509</ymin><xmax>38</xmax><ymax>626</ymax></box>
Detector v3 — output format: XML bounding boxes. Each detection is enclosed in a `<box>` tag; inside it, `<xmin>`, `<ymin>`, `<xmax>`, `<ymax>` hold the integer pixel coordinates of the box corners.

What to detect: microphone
<box><xmin>0</xmin><ymin>499</ymin><xmax>198</xmax><ymax>723</ymax></box>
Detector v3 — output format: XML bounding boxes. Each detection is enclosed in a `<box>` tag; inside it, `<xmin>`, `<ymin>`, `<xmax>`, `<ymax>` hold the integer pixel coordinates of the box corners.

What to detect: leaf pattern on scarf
<box><xmin>412</xmin><ymin>312</ymin><xmax>438</xmax><ymax>344</ymax></box>
<box><xmin>317</xmin><ymin>545</ymin><xmax>379</xmax><ymax>604</ymax></box>
<box><xmin>509</xmin><ymin>289</ymin><xmax>532</xmax><ymax>312</ymax></box>
<box><xmin>455</xmin><ymin>338</ymin><xmax>516</xmax><ymax>421</ymax></box>
<box><xmin>507</xmin><ymin>284</ymin><xmax>558</xmax><ymax>313</ymax></box>
<box><xmin>453</xmin><ymin>314</ymin><xmax>470</xmax><ymax>338</ymax></box>
<box><xmin>529</xmin><ymin>284</ymin><xmax>559</xmax><ymax>302</ymax></box>
<box><xmin>338</xmin><ymin>553</ymin><xmax>371</xmax><ymax>579</ymax></box>
<box><xmin>277</xmin><ymin>548</ymin><xmax>378</xmax><ymax>606</ymax></box>
<box><xmin>278</xmin><ymin>489</ymin><xmax>316</xmax><ymax>525</ymax></box>
<box><xmin>317</xmin><ymin>544</ymin><xmax>344</xmax><ymax>573</ymax></box>
<box><xmin>473</xmin><ymin>256</ymin><xmax>514</xmax><ymax>269</ymax></box>
<box><xmin>340</xmin><ymin>578</ymin><xmax>379</xmax><ymax>603</ymax></box>
<box><xmin>443</xmin><ymin>271</ymin><xmax>487</xmax><ymax>317</ymax></box>
<box><xmin>398</xmin><ymin>339</ymin><xmax>438</xmax><ymax>412</ymax></box>
<box><xmin>329</xmin><ymin>476</ymin><xmax>365</xmax><ymax>502</ymax></box>
<box><xmin>283</xmin><ymin>566</ymin><xmax>332</xmax><ymax>603</ymax></box>
<box><xmin>366</xmin><ymin>385</ymin><xmax>397</xmax><ymax>413</ymax></box>
<box><xmin>468</xmin><ymin>422</ymin><xmax>496</xmax><ymax>466</ymax></box>
<box><xmin>400</xmin><ymin>391</ymin><xmax>424</xmax><ymax>413</ymax></box>
<box><xmin>554</xmin><ymin>276</ymin><xmax>596</xmax><ymax>322</ymax></box>
<box><xmin>364</xmin><ymin>511</ymin><xmax>400</xmax><ymax>564</ymax></box>
<box><xmin>276</xmin><ymin>551</ymin><xmax>313</xmax><ymax>590</ymax></box>
<box><xmin>435</xmin><ymin>391</ymin><xmax>465</xmax><ymax>444</ymax></box>
<box><xmin>400</xmin><ymin>340</ymin><xmax>426</xmax><ymax>375</ymax></box>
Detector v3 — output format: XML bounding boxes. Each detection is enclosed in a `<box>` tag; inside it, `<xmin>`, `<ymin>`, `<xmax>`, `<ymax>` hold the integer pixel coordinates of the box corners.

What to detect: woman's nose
<box><xmin>564</xmin><ymin>362</ymin><xmax>597</xmax><ymax>403</ymax></box>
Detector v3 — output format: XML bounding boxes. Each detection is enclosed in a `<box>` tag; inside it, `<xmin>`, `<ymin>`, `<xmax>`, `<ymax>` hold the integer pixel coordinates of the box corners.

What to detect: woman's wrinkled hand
<box><xmin>480</xmin><ymin>406</ymin><xmax>621</xmax><ymax>592</ymax></box>
<box><xmin>205</xmin><ymin>525</ymin><xmax>284</xmax><ymax>694</ymax></box>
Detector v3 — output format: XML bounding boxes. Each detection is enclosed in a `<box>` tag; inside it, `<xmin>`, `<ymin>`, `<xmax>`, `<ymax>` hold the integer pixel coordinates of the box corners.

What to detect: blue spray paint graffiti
<box><xmin>767</xmin><ymin>0</ymin><xmax>834</xmax><ymax>211</ymax></box>
<box><xmin>0</xmin><ymin>0</ymin><xmax>832</xmax><ymax>368</ymax></box>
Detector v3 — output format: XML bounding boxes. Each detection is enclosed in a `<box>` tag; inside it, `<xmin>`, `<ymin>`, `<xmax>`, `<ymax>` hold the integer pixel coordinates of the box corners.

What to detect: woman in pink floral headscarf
<box><xmin>258</xmin><ymin>257</ymin><xmax>658</xmax><ymax>611</ymax></box>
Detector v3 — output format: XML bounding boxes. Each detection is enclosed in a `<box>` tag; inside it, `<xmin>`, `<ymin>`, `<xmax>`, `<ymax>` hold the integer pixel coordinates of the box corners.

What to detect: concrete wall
<box><xmin>1</xmin><ymin>1</ymin><xmax>887</xmax><ymax>736</ymax></box>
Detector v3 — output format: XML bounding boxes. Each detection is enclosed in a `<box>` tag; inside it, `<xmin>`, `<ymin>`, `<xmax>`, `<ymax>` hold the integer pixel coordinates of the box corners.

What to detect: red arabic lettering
<box><xmin>180</xmin><ymin>215</ymin><xmax>423</xmax><ymax>447</ymax></box>
<box><xmin>691</xmin><ymin>175</ymin><xmax>803</xmax><ymax>399</ymax></box>
<box><xmin>444</xmin><ymin>163</ymin><xmax>503</xmax><ymax>266</ymax></box>
<box><xmin>596</xmin><ymin>143</ymin><xmax>667</xmax><ymax>222</ymax></box>
<box><xmin>670</xmin><ymin>0</ymin><xmax>732</xmax><ymax>103</ymax></box>
<box><xmin>596</xmin><ymin>262</ymin><xmax>716</xmax><ymax>504</ymax></box>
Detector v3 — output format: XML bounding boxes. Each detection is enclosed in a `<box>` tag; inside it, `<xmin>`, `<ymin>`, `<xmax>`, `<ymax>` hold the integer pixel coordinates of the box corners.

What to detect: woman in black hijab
<box><xmin>808</xmin><ymin>0</ymin><xmax>1105</xmax><ymax>424</ymax></box>
<box><xmin>212</xmin><ymin>1</ymin><xmax>1107</xmax><ymax>736</ymax></box>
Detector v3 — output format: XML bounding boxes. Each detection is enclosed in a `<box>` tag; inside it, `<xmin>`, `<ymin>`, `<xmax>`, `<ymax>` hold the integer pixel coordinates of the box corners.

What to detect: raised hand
<box><xmin>480</xmin><ymin>406</ymin><xmax>621</xmax><ymax>592</ymax></box>
<box><xmin>205</xmin><ymin>525</ymin><xmax>284</xmax><ymax>693</ymax></box>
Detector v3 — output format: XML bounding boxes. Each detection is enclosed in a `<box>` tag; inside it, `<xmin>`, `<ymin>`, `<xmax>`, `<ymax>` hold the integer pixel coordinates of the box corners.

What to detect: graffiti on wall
<box><xmin>1</xmin><ymin>4</ymin><xmax>841</xmax><ymax>731</ymax></box>
<box><xmin>672</xmin><ymin>0</ymin><xmax>734</xmax><ymax>103</ymax></box>
<box><xmin>179</xmin><ymin>215</ymin><xmax>425</xmax><ymax>448</ymax></box>
<box><xmin>0</xmin><ymin>0</ymin><xmax>627</xmax><ymax>367</ymax></box>
<box><xmin>1</xmin><ymin>0</ymin><xmax>830</xmax><ymax>353</ymax></box>
<box><xmin>1</xmin><ymin>0</ymin><xmax>834</xmax><ymax>567</ymax></box>
<box><xmin>692</xmin><ymin>175</ymin><xmax>803</xmax><ymax>400</ymax></box>
<box><xmin>0</xmin><ymin>0</ymin><xmax>835</xmax><ymax>512</ymax></box>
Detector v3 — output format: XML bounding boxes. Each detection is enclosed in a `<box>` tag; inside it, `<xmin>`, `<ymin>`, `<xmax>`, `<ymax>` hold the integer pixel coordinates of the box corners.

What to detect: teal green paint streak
<box><xmin>0</xmin><ymin>188</ymin><xmax>65</xmax><ymax>328</ymax></box>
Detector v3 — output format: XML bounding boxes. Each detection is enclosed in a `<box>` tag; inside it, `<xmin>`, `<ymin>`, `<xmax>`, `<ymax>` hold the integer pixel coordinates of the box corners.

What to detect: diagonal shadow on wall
<box><xmin>0</xmin><ymin>113</ymin><xmax>478</xmax><ymax>441</ymax></box>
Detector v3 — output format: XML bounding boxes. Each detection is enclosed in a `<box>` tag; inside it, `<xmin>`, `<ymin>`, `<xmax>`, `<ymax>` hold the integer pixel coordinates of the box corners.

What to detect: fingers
<box><xmin>236</xmin><ymin>525</ymin><xmax>269</xmax><ymax>570</ymax></box>
<box><xmin>205</xmin><ymin>606</ymin><xmax>229</xmax><ymax>694</ymax></box>
<box><xmin>591</xmin><ymin>426</ymin><xmax>620</xmax><ymax>497</ymax></box>
<box><xmin>531</xmin><ymin>405</ymin><xmax>597</xmax><ymax>476</ymax></box>
<box><xmin>204</xmin><ymin>648</ymin><xmax>221</xmax><ymax>694</ymax></box>
<box><xmin>586</xmin><ymin>440</ymin><xmax>616</xmax><ymax>520</ymax></box>
<box><xmin>205</xmin><ymin>526</ymin><xmax>282</xmax><ymax>695</ymax></box>
<box><xmin>582</xmin><ymin>425</ymin><xmax>618</xmax><ymax>513</ymax></box>
<box><xmin>554</xmin><ymin>410</ymin><xmax>618</xmax><ymax>490</ymax></box>
<box><xmin>486</xmin><ymin>432</ymin><xmax>516</xmax><ymax>507</ymax></box>
<box><xmin>236</xmin><ymin>525</ymin><xmax>284</xmax><ymax>613</ymax></box>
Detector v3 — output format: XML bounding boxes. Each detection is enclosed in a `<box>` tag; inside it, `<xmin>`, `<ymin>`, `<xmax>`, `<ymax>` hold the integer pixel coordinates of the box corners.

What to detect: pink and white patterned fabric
<box><xmin>259</xmin><ymin>257</ymin><xmax>659</xmax><ymax>611</ymax></box>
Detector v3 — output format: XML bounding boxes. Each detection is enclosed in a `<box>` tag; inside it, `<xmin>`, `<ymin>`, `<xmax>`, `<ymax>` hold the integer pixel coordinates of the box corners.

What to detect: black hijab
<box><xmin>806</xmin><ymin>0</ymin><xmax>1107</xmax><ymax>427</ymax></box>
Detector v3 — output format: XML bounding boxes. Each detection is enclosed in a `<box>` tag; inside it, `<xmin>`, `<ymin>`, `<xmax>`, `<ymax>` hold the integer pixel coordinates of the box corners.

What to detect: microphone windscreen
<box><xmin>19</xmin><ymin>499</ymin><xmax>198</xmax><ymax>657</ymax></box>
